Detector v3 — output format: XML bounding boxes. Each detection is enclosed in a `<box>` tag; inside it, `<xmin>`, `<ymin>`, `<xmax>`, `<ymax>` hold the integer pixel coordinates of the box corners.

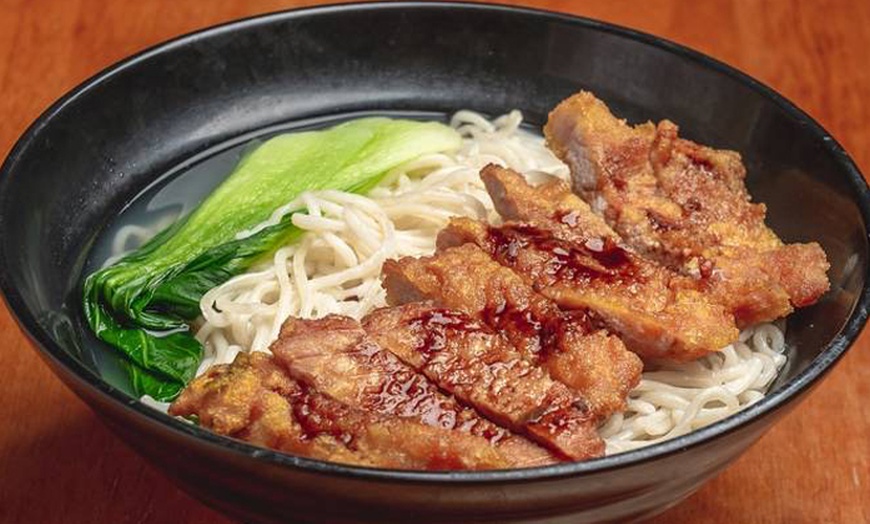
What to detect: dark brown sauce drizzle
<box><xmin>369</xmin><ymin>365</ymin><xmax>439</xmax><ymax>418</ymax></box>
<box><xmin>402</xmin><ymin>307</ymin><xmax>601</xmax><ymax>457</ymax></box>
<box><xmin>291</xmin><ymin>385</ymin><xmax>356</xmax><ymax>447</ymax></box>
<box><xmin>409</xmin><ymin>308</ymin><xmax>485</xmax><ymax>356</ymax></box>
<box><xmin>355</xmin><ymin>332</ymin><xmax>508</xmax><ymax>444</ymax></box>
<box><xmin>487</xmin><ymin>224</ymin><xmax>637</xmax><ymax>283</ymax></box>
<box><xmin>481</xmin><ymin>301</ymin><xmax>562</xmax><ymax>357</ymax></box>
<box><xmin>404</xmin><ymin>309</ymin><xmax>514</xmax><ymax>445</ymax></box>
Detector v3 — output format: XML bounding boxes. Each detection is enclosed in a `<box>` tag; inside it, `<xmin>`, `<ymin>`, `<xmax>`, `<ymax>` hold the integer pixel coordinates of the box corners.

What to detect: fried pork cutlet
<box><xmin>482</xmin><ymin>165</ymin><xmax>741</xmax><ymax>359</ymax></box>
<box><xmin>545</xmin><ymin>91</ymin><xmax>830</xmax><ymax>326</ymax></box>
<box><xmin>480</xmin><ymin>163</ymin><xmax>617</xmax><ymax>240</ymax></box>
<box><xmin>271</xmin><ymin>315</ymin><xmax>556</xmax><ymax>467</ymax></box>
<box><xmin>382</xmin><ymin>243</ymin><xmax>641</xmax><ymax>417</ymax></box>
<box><xmin>438</xmin><ymin>214</ymin><xmax>737</xmax><ymax>361</ymax></box>
<box><xmin>169</xmin><ymin>352</ymin><xmax>512</xmax><ymax>470</ymax></box>
<box><xmin>363</xmin><ymin>302</ymin><xmax>605</xmax><ymax>461</ymax></box>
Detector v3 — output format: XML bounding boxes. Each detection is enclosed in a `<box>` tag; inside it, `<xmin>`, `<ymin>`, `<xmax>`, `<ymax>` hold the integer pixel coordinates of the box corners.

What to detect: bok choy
<box><xmin>83</xmin><ymin>117</ymin><xmax>461</xmax><ymax>400</ymax></box>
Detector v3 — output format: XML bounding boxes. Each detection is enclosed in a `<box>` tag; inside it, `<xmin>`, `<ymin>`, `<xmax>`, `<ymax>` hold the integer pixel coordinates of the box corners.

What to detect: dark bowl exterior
<box><xmin>1</xmin><ymin>3</ymin><xmax>868</xmax><ymax>523</ymax></box>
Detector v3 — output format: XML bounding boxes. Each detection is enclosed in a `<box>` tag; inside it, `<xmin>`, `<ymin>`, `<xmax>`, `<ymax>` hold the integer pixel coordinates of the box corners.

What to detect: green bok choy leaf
<box><xmin>83</xmin><ymin>117</ymin><xmax>461</xmax><ymax>401</ymax></box>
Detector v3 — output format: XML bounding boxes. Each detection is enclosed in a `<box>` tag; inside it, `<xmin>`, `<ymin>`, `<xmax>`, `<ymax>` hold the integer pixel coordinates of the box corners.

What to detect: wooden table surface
<box><xmin>1</xmin><ymin>1</ymin><xmax>868</xmax><ymax>522</ymax></box>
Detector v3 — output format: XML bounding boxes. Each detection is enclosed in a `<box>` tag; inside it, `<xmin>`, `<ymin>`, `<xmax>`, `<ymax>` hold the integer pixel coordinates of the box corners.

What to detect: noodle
<box><xmin>120</xmin><ymin>111</ymin><xmax>787</xmax><ymax>454</ymax></box>
<box><xmin>195</xmin><ymin>111</ymin><xmax>567</xmax><ymax>370</ymax></box>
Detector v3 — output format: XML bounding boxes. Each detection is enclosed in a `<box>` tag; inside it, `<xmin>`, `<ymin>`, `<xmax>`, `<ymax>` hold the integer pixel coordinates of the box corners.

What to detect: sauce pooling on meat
<box><xmin>409</xmin><ymin>308</ymin><xmax>486</xmax><ymax>356</ymax></box>
<box><xmin>365</xmin><ymin>302</ymin><xmax>605</xmax><ymax>460</ymax></box>
<box><xmin>488</xmin><ymin>224</ymin><xmax>639</xmax><ymax>284</ymax></box>
<box><xmin>382</xmin><ymin>243</ymin><xmax>641</xmax><ymax>419</ymax></box>
<box><xmin>481</xmin><ymin>301</ymin><xmax>553</xmax><ymax>356</ymax></box>
<box><xmin>291</xmin><ymin>384</ymin><xmax>357</xmax><ymax>445</ymax></box>
<box><xmin>270</xmin><ymin>316</ymin><xmax>549</xmax><ymax>460</ymax></box>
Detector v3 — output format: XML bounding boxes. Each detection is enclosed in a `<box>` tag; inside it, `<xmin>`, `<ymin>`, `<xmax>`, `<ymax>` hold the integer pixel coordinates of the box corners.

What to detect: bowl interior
<box><xmin>1</xmin><ymin>2</ymin><xmax>867</xmax><ymax>466</ymax></box>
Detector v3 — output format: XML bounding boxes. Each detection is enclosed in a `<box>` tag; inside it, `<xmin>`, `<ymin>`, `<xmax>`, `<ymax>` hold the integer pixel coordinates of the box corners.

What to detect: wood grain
<box><xmin>1</xmin><ymin>1</ymin><xmax>868</xmax><ymax>523</ymax></box>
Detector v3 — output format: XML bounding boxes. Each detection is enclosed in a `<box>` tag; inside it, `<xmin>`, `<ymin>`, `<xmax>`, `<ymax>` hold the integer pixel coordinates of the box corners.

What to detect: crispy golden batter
<box><xmin>169</xmin><ymin>352</ymin><xmax>512</xmax><ymax>470</ymax></box>
<box><xmin>481</xmin><ymin>164</ymin><xmax>616</xmax><ymax>240</ymax></box>
<box><xmin>545</xmin><ymin>91</ymin><xmax>830</xmax><ymax>326</ymax></box>
<box><xmin>383</xmin><ymin>243</ymin><xmax>641</xmax><ymax>418</ymax></box>
<box><xmin>271</xmin><ymin>315</ymin><xmax>556</xmax><ymax>467</ymax></box>
<box><xmin>439</xmin><ymin>217</ymin><xmax>737</xmax><ymax>361</ymax></box>
<box><xmin>363</xmin><ymin>302</ymin><xmax>605</xmax><ymax>461</ymax></box>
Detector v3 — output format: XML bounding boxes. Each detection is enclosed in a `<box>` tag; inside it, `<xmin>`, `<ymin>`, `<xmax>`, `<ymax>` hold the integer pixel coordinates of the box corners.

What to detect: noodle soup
<box><xmin>88</xmin><ymin>111</ymin><xmax>787</xmax><ymax>455</ymax></box>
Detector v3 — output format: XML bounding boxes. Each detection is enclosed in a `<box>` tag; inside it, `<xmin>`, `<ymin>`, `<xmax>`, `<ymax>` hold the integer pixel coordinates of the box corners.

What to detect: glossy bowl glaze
<box><xmin>0</xmin><ymin>3</ymin><xmax>867</xmax><ymax>523</ymax></box>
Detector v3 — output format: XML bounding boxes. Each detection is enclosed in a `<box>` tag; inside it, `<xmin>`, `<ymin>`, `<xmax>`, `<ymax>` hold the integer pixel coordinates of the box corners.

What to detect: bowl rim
<box><xmin>1</xmin><ymin>0</ymin><xmax>868</xmax><ymax>484</ymax></box>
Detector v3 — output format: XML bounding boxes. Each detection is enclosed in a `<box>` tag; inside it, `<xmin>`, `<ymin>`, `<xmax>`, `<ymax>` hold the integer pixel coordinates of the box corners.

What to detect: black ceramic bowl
<box><xmin>1</xmin><ymin>3</ymin><xmax>867</xmax><ymax>523</ymax></box>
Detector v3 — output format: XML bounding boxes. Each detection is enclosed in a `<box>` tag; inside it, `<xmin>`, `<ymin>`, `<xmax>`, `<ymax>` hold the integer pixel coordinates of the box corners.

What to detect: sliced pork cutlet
<box><xmin>169</xmin><ymin>352</ymin><xmax>512</xmax><ymax>470</ymax></box>
<box><xmin>270</xmin><ymin>315</ymin><xmax>556</xmax><ymax>467</ymax></box>
<box><xmin>544</xmin><ymin>91</ymin><xmax>830</xmax><ymax>326</ymax></box>
<box><xmin>480</xmin><ymin>163</ymin><xmax>617</xmax><ymax>240</ymax></box>
<box><xmin>363</xmin><ymin>302</ymin><xmax>605</xmax><ymax>461</ymax></box>
<box><xmin>438</xmin><ymin>217</ymin><xmax>737</xmax><ymax>361</ymax></box>
<box><xmin>382</xmin><ymin>243</ymin><xmax>641</xmax><ymax>418</ymax></box>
